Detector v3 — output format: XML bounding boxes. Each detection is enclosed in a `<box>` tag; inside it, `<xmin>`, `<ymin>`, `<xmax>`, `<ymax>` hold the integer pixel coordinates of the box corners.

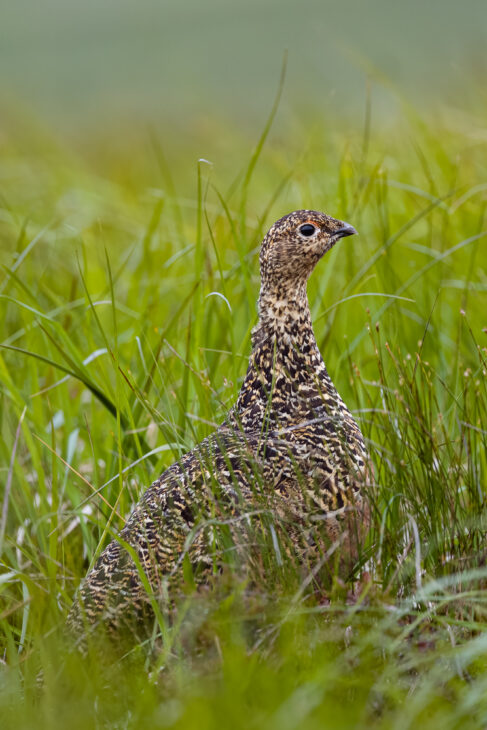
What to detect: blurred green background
<box><xmin>2</xmin><ymin>0</ymin><xmax>486</xmax><ymax>135</ymax></box>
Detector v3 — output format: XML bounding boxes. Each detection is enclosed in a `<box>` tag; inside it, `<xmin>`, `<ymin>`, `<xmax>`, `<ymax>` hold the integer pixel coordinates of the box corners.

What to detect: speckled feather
<box><xmin>68</xmin><ymin>210</ymin><xmax>372</xmax><ymax>643</ymax></box>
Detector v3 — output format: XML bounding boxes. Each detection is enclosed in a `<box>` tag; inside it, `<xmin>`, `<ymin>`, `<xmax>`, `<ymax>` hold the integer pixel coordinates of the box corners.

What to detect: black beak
<box><xmin>335</xmin><ymin>223</ymin><xmax>357</xmax><ymax>239</ymax></box>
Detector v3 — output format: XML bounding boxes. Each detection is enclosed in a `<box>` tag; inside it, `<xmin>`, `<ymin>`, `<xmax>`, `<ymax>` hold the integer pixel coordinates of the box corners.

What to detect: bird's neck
<box><xmin>254</xmin><ymin>281</ymin><xmax>311</xmax><ymax>339</ymax></box>
<box><xmin>251</xmin><ymin>280</ymin><xmax>318</xmax><ymax>352</ymax></box>
<box><xmin>233</xmin><ymin>280</ymin><xmax>343</xmax><ymax>429</ymax></box>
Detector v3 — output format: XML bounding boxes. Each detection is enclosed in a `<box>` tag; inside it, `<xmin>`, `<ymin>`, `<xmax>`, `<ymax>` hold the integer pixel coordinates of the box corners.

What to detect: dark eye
<box><xmin>298</xmin><ymin>224</ymin><xmax>317</xmax><ymax>237</ymax></box>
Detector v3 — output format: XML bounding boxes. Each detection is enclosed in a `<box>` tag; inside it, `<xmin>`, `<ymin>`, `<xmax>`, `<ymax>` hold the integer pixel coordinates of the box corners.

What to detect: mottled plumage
<box><xmin>68</xmin><ymin>210</ymin><xmax>372</xmax><ymax>643</ymax></box>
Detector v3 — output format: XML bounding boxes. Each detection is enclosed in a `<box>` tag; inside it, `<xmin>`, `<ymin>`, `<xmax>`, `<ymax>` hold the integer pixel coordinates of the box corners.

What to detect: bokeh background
<box><xmin>2</xmin><ymin>0</ymin><xmax>487</xmax><ymax>138</ymax></box>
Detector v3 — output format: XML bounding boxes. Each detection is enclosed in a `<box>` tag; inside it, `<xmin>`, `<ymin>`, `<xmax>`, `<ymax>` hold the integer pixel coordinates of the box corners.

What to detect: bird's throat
<box><xmin>253</xmin><ymin>282</ymin><xmax>315</xmax><ymax>348</ymax></box>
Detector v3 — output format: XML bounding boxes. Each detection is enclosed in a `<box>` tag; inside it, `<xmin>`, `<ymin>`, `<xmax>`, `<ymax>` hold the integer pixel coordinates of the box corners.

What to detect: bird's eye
<box><xmin>298</xmin><ymin>223</ymin><xmax>317</xmax><ymax>237</ymax></box>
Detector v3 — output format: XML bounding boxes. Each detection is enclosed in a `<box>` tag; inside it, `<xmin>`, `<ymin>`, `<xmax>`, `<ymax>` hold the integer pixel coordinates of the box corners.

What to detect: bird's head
<box><xmin>259</xmin><ymin>210</ymin><xmax>356</xmax><ymax>289</ymax></box>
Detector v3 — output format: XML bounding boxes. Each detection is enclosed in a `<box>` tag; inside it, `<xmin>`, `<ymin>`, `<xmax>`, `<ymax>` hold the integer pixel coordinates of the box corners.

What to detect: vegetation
<box><xmin>1</xmin><ymin>87</ymin><xmax>486</xmax><ymax>728</ymax></box>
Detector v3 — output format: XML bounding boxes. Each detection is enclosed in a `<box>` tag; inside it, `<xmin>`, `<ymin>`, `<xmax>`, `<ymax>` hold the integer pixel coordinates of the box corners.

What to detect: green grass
<box><xmin>1</xmin><ymin>90</ymin><xmax>487</xmax><ymax>728</ymax></box>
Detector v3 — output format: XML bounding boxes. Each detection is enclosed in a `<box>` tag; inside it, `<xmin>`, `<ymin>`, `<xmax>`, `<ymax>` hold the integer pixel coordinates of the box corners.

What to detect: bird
<box><xmin>68</xmin><ymin>209</ymin><xmax>372</xmax><ymax>646</ymax></box>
